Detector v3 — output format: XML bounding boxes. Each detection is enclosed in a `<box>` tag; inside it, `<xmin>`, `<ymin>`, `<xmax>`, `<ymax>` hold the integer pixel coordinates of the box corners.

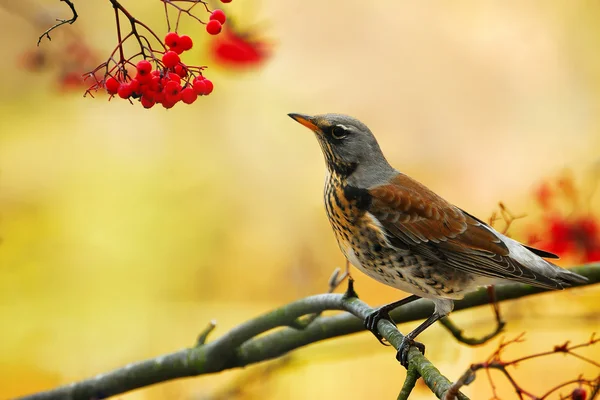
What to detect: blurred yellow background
<box><xmin>1</xmin><ymin>1</ymin><xmax>599</xmax><ymax>399</ymax></box>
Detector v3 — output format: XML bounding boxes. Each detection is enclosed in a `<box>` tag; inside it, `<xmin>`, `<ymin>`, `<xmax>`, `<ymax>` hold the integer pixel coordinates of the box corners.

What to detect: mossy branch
<box><xmin>17</xmin><ymin>263</ymin><xmax>599</xmax><ymax>400</ymax></box>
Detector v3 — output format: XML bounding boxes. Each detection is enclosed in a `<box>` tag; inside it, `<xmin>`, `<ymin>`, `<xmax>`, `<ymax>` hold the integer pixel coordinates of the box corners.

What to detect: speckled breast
<box><xmin>323</xmin><ymin>173</ymin><xmax>468</xmax><ymax>299</ymax></box>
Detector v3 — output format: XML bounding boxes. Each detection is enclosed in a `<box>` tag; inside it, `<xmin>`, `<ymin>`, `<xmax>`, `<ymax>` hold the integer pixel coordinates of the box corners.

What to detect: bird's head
<box><xmin>288</xmin><ymin>113</ymin><xmax>391</xmax><ymax>178</ymax></box>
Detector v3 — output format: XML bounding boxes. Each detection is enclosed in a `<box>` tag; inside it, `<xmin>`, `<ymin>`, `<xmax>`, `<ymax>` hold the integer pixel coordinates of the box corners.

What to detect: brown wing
<box><xmin>368</xmin><ymin>173</ymin><xmax>561</xmax><ymax>288</ymax></box>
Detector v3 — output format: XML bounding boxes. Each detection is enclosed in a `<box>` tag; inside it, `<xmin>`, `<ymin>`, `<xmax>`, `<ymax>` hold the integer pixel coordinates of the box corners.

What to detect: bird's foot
<box><xmin>364</xmin><ymin>308</ymin><xmax>396</xmax><ymax>346</ymax></box>
<box><xmin>395</xmin><ymin>336</ymin><xmax>425</xmax><ymax>368</ymax></box>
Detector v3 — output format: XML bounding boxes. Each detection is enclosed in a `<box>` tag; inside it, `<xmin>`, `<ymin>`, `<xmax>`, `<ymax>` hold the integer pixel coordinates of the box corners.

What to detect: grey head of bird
<box><xmin>288</xmin><ymin>113</ymin><xmax>395</xmax><ymax>185</ymax></box>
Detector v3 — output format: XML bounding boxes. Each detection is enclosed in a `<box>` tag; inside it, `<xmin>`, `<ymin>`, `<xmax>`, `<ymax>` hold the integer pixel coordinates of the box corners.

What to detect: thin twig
<box><xmin>447</xmin><ymin>332</ymin><xmax>600</xmax><ymax>399</ymax></box>
<box><xmin>439</xmin><ymin>316</ymin><xmax>505</xmax><ymax>346</ymax></box>
<box><xmin>37</xmin><ymin>0</ymin><xmax>78</xmax><ymax>46</ymax></box>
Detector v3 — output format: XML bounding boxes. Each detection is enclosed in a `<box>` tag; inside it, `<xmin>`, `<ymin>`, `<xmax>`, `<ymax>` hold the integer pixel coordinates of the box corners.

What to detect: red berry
<box><xmin>572</xmin><ymin>388</ymin><xmax>587</xmax><ymax>400</ymax></box>
<box><xmin>135</xmin><ymin>72</ymin><xmax>152</xmax><ymax>84</ymax></box>
<box><xmin>166</xmin><ymin>72</ymin><xmax>181</xmax><ymax>84</ymax></box>
<box><xmin>105</xmin><ymin>77</ymin><xmax>120</xmax><ymax>94</ymax></box>
<box><xmin>117</xmin><ymin>83</ymin><xmax>132</xmax><ymax>99</ymax></box>
<box><xmin>164</xmin><ymin>80</ymin><xmax>182</xmax><ymax>96</ymax></box>
<box><xmin>181</xmin><ymin>87</ymin><xmax>198</xmax><ymax>104</ymax></box>
<box><xmin>202</xmin><ymin>79</ymin><xmax>214</xmax><ymax>95</ymax></box>
<box><xmin>206</xmin><ymin>20</ymin><xmax>222</xmax><ymax>35</ymax></box>
<box><xmin>193</xmin><ymin>78</ymin><xmax>207</xmax><ymax>95</ymax></box>
<box><xmin>141</xmin><ymin>96</ymin><xmax>155</xmax><ymax>109</ymax></box>
<box><xmin>136</xmin><ymin>60</ymin><xmax>152</xmax><ymax>76</ymax></box>
<box><xmin>179</xmin><ymin>35</ymin><xmax>193</xmax><ymax>51</ymax></box>
<box><xmin>162</xmin><ymin>97</ymin><xmax>178</xmax><ymax>109</ymax></box>
<box><xmin>162</xmin><ymin>51</ymin><xmax>180</xmax><ymax>68</ymax></box>
<box><xmin>174</xmin><ymin>64</ymin><xmax>188</xmax><ymax>78</ymax></box>
<box><xmin>164</xmin><ymin>32</ymin><xmax>180</xmax><ymax>48</ymax></box>
<box><xmin>210</xmin><ymin>10</ymin><xmax>226</xmax><ymax>24</ymax></box>
<box><xmin>154</xmin><ymin>90</ymin><xmax>165</xmax><ymax>104</ymax></box>
<box><xmin>129</xmin><ymin>79</ymin><xmax>141</xmax><ymax>94</ymax></box>
<box><xmin>221</xmin><ymin>0</ymin><xmax>232</xmax><ymax>3</ymax></box>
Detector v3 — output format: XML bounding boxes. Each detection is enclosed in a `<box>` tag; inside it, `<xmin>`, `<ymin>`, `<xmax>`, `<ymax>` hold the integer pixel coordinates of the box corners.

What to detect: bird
<box><xmin>287</xmin><ymin>112</ymin><xmax>588</xmax><ymax>366</ymax></box>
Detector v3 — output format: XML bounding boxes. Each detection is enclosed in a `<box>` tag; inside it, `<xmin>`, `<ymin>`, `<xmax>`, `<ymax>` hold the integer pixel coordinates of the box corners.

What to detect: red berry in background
<box><xmin>202</xmin><ymin>79</ymin><xmax>214</xmax><ymax>95</ymax></box>
<box><xmin>117</xmin><ymin>83</ymin><xmax>132</xmax><ymax>99</ymax></box>
<box><xmin>181</xmin><ymin>87</ymin><xmax>198</xmax><ymax>104</ymax></box>
<box><xmin>206</xmin><ymin>20</ymin><xmax>222</xmax><ymax>35</ymax></box>
<box><xmin>136</xmin><ymin>59</ymin><xmax>152</xmax><ymax>76</ymax></box>
<box><xmin>576</xmin><ymin>216</ymin><xmax>599</xmax><ymax>238</ymax></box>
<box><xmin>162</xmin><ymin>51</ymin><xmax>180</xmax><ymax>68</ymax></box>
<box><xmin>572</xmin><ymin>388</ymin><xmax>587</xmax><ymax>400</ymax></box>
<box><xmin>535</xmin><ymin>183</ymin><xmax>553</xmax><ymax>210</ymax></box>
<box><xmin>221</xmin><ymin>0</ymin><xmax>232</xmax><ymax>3</ymax></box>
<box><xmin>585</xmin><ymin>248</ymin><xmax>600</xmax><ymax>262</ymax></box>
<box><xmin>210</xmin><ymin>9</ymin><xmax>226</xmax><ymax>24</ymax></box>
<box><xmin>179</xmin><ymin>35</ymin><xmax>193</xmax><ymax>51</ymax></box>
<box><xmin>141</xmin><ymin>96</ymin><xmax>155</xmax><ymax>109</ymax></box>
<box><xmin>164</xmin><ymin>32</ymin><xmax>180</xmax><ymax>48</ymax></box>
<box><xmin>210</xmin><ymin>25</ymin><xmax>272</xmax><ymax>69</ymax></box>
<box><xmin>105</xmin><ymin>77</ymin><xmax>120</xmax><ymax>94</ymax></box>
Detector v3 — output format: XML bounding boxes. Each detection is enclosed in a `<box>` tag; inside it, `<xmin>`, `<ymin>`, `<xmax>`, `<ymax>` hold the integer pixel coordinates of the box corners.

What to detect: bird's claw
<box><xmin>395</xmin><ymin>336</ymin><xmax>425</xmax><ymax>367</ymax></box>
<box><xmin>364</xmin><ymin>308</ymin><xmax>395</xmax><ymax>346</ymax></box>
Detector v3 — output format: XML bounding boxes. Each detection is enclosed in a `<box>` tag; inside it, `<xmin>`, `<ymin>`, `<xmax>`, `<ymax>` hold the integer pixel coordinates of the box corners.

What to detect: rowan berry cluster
<box><xmin>83</xmin><ymin>1</ymin><xmax>232</xmax><ymax>109</ymax></box>
<box><xmin>99</xmin><ymin>32</ymin><xmax>214</xmax><ymax>109</ymax></box>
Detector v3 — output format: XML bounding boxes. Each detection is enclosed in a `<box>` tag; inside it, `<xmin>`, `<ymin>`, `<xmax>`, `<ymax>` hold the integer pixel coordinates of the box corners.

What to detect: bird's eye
<box><xmin>331</xmin><ymin>125</ymin><xmax>348</xmax><ymax>140</ymax></box>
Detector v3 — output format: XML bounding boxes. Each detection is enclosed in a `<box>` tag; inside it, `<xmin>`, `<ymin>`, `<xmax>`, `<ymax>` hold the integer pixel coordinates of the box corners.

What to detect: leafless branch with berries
<box><xmin>81</xmin><ymin>0</ymin><xmax>234</xmax><ymax>109</ymax></box>
<box><xmin>445</xmin><ymin>333</ymin><xmax>600</xmax><ymax>400</ymax></box>
<box><xmin>32</xmin><ymin>0</ymin><xmax>233</xmax><ymax>108</ymax></box>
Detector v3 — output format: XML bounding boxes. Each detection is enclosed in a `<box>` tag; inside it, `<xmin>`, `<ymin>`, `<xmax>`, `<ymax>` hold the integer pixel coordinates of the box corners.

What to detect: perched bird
<box><xmin>288</xmin><ymin>112</ymin><xmax>588</xmax><ymax>366</ymax></box>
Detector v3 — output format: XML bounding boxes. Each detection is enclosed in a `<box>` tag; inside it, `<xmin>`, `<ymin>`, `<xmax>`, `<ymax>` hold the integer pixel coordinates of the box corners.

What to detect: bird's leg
<box><xmin>364</xmin><ymin>295</ymin><xmax>421</xmax><ymax>345</ymax></box>
<box><xmin>396</xmin><ymin>312</ymin><xmax>442</xmax><ymax>368</ymax></box>
<box><xmin>327</xmin><ymin>260</ymin><xmax>352</xmax><ymax>293</ymax></box>
<box><xmin>345</xmin><ymin>259</ymin><xmax>353</xmax><ymax>281</ymax></box>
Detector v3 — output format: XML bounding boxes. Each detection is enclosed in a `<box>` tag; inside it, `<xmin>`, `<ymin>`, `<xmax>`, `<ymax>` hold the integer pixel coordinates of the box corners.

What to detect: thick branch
<box><xmin>17</xmin><ymin>264</ymin><xmax>599</xmax><ymax>400</ymax></box>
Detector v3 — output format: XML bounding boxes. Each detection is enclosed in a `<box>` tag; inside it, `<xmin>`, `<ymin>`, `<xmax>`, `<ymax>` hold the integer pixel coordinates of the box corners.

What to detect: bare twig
<box><xmin>439</xmin><ymin>285</ymin><xmax>505</xmax><ymax>346</ymax></box>
<box><xmin>397</xmin><ymin>363</ymin><xmax>421</xmax><ymax>400</ymax></box>
<box><xmin>37</xmin><ymin>0</ymin><xmax>78</xmax><ymax>46</ymax></box>
<box><xmin>439</xmin><ymin>316</ymin><xmax>505</xmax><ymax>346</ymax></box>
<box><xmin>446</xmin><ymin>332</ymin><xmax>600</xmax><ymax>399</ymax></box>
<box><xmin>489</xmin><ymin>202</ymin><xmax>527</xmax><ymax>236</ymax></box>
<box><xmin>289</xmin><ymin>265</ymin><xmax>353</xmax><ymax>329</ymax></box>
<box><xmin>196</xmin><ymin>320</ymin><xmax>217</xmax><ymax>346</ymax></box>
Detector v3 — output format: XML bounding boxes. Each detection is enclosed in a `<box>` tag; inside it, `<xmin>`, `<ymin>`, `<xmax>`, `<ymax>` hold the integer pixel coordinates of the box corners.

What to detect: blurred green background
<box><xmin>1</xmin><ymin>1</ymin><xmax>599</xmax><ymax>399</ymax></box>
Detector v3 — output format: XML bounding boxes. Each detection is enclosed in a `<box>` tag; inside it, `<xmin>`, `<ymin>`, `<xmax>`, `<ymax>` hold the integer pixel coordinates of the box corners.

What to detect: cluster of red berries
<box><xmin>527</xmin><ymin>176</ymin><xmax>600</xmax><ymax>262</ymax></box>
<box><xmin>101</xmin><ymin>32</ymin><xmax>213</xmax><ymax>109</ymax></box>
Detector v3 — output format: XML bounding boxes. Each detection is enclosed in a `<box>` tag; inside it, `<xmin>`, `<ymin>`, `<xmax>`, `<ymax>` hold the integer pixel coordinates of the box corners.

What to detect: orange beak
<box><xmin>288</xmin><ymin>113</ymin><xmax>320</xmax><ymax>132</ymax></box>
